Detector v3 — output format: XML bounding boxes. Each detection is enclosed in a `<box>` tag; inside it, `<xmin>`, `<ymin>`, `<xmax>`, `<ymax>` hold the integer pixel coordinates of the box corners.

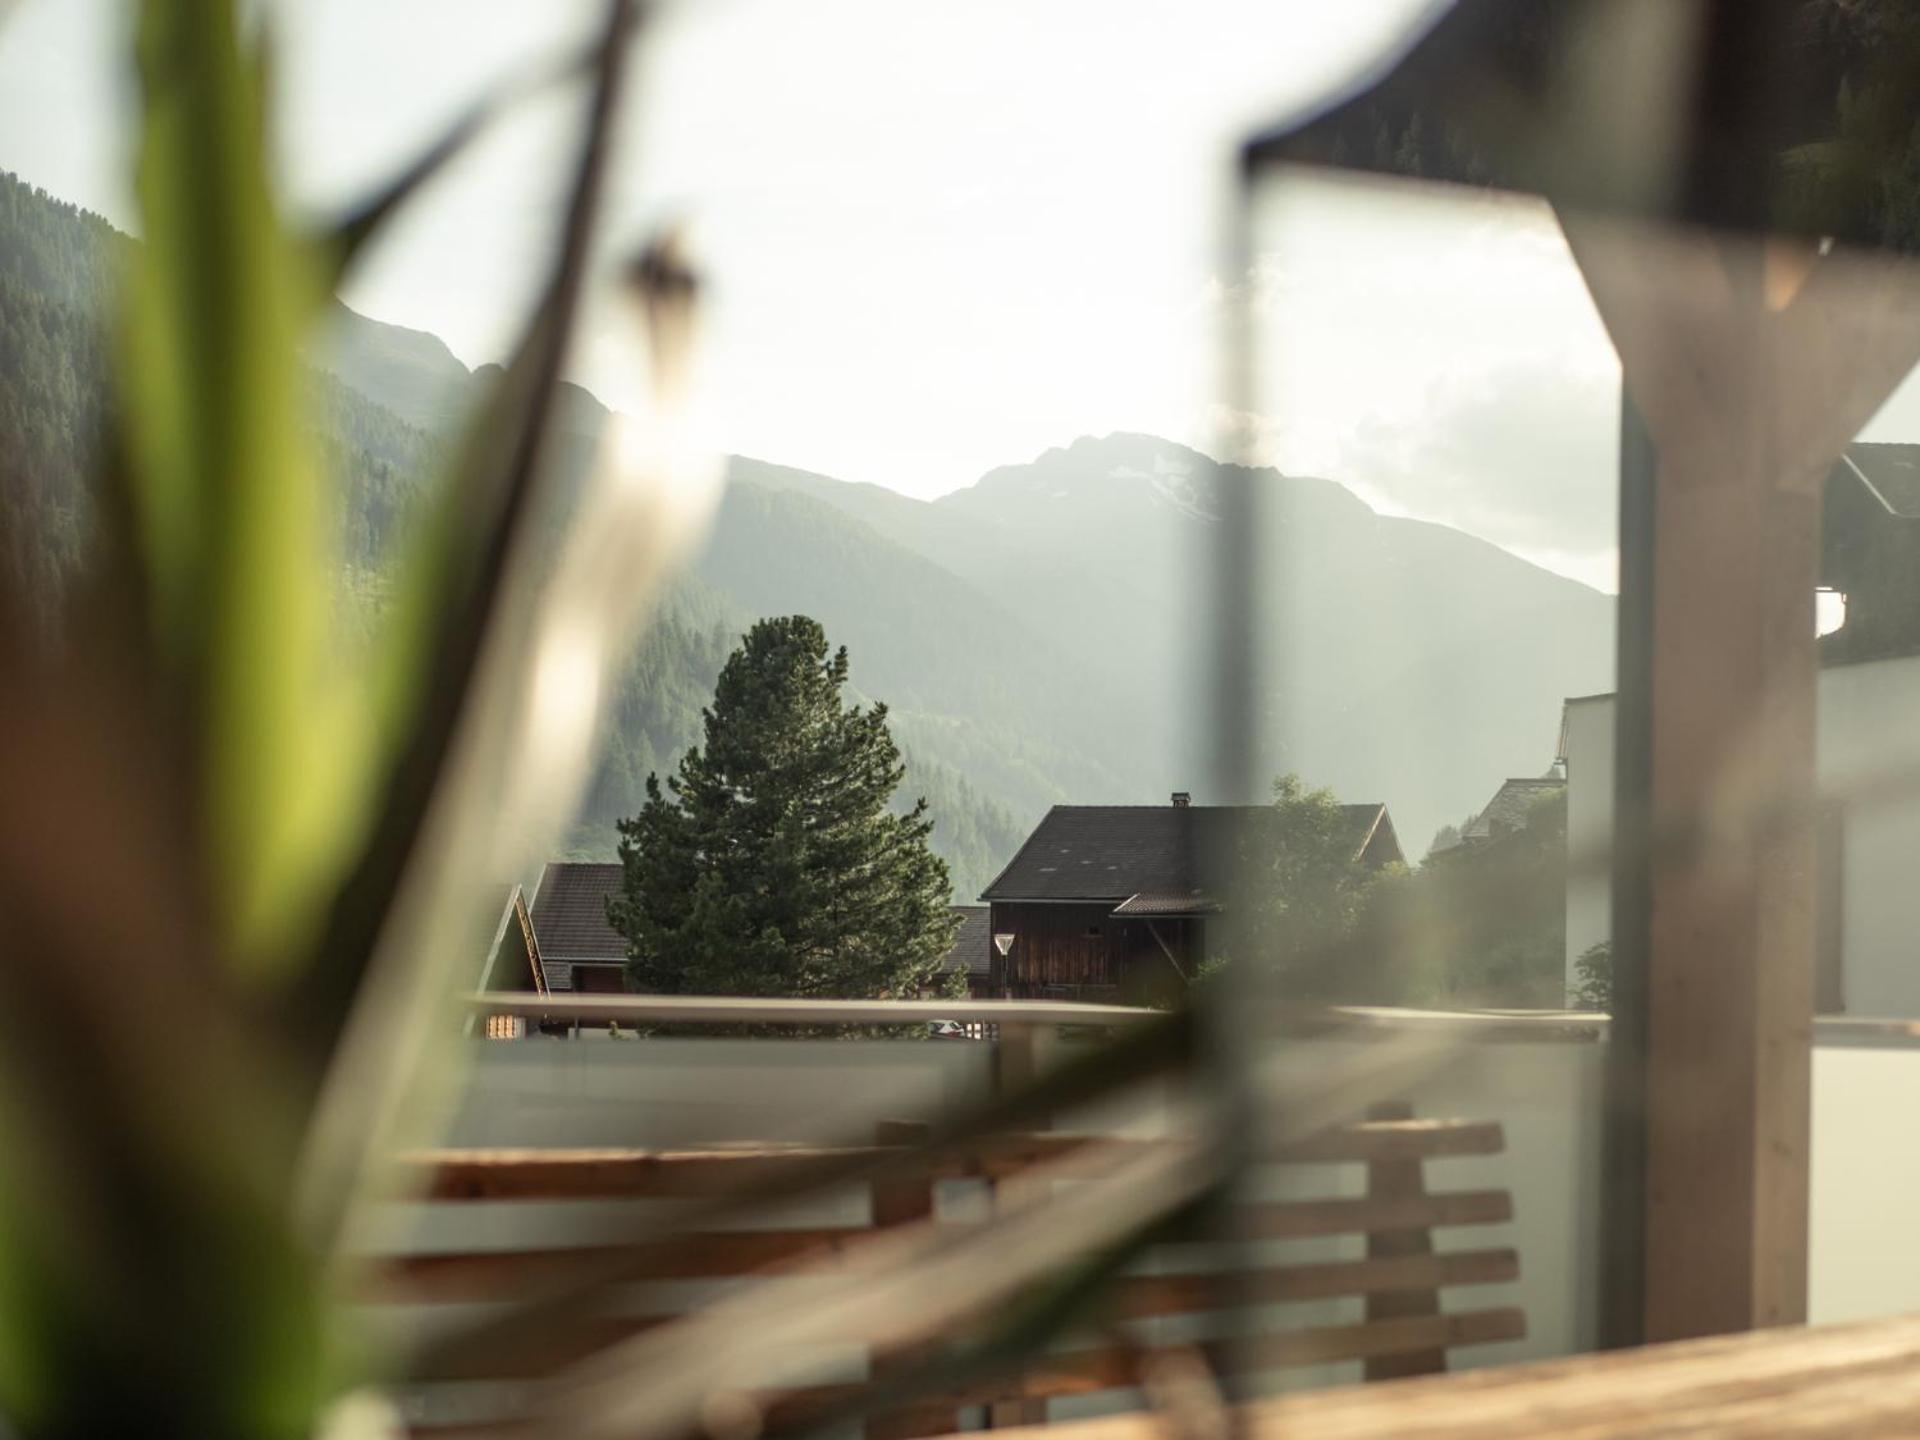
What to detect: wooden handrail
<box><xmin>369</xmin><ymin>1241</ymin><xmax>1519</xmax><ymax>1311</ymax></box>
<box><xmin>400</xmin><ymin>1133</ymin><xmax>1150</xmax><ymax>1200</ymax></box>
<box><xmin>465</xmin><ymin>992</ymin><xmax>1157</xmax><ymax>1026</ymax></box>
<box><xmin>399</xmin><ymin>1119</ymin><xmax>1499</xmax><ymax>1201</ymax></box>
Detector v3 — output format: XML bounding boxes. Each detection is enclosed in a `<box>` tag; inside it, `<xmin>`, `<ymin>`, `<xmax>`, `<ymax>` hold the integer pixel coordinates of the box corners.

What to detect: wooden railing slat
<box><xmin>402</xmin><ymin>1121</ymin><xmax>1499</xmax><ymax>1202</ymax></box>
<box><xmin>1247</xmin><ymin>1188</ymin><xmax>1513</xmax><ymax>1239</ymax></box>
<box><xmin>1268</xmin><ymin>1119</ymin><xmax>1505</xmax><ymax>1164</ymax></box>
<box><xmin>372</xmin><ymin>1241</ymin><xmax>1518</xmax><ymax>1311</ymax></box>
<box><xmin>381</xmin><ymin>1109</ymin><xmax>1522</xmax><ymax>1430</ymax></box>
<box><xmin>1113</xmin><ymin>1248</ymin><xmax>1519</xmax><ymax>1318</ymax></box>
<box><xmin>402</xmin><ymin>1134</ymin><xmax>1138</xmax><ymax>1201</ymax></box>
<box><xmin>1249</xmin><ymin>1305</ymin><xmax>1527</xmax><ymax>1369</ymax></box>
<box><xmin>367</xmin><ymin>1226</ymin><xmax>874</xmax><ymax>1302</ymax></box>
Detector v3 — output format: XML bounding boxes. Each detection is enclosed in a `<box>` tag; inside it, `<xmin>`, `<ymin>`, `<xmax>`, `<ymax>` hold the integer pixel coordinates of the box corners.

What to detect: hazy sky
<box><xmin>9</xmin><ymin>0</ymin><xmax>1920</xmax><ymax>594</ymax></box>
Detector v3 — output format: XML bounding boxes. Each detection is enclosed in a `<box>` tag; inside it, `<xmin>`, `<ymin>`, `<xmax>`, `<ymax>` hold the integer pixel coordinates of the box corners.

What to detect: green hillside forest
<box><xmin>0</xmin><ymin>170</ymin><xmax>1026</xmax><ymax>897</ymax></box>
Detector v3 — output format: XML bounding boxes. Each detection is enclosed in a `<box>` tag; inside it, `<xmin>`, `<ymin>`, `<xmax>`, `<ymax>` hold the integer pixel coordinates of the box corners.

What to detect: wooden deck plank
<box><xmin>972</xmin><ymin>1315</ymin><xmax>1920</xmax><ymax>1439</ymax></box>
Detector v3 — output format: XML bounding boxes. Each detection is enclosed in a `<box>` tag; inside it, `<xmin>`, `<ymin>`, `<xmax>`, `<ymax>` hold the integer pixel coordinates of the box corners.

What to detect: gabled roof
<box><xmin>1463</xmin><ymin>777</ymin><xmax>1565</xmax><ymax>842</ymax></box>
<box><xmin>940</xmin><ymin>905</ymin><xmax>991</xmax><ymax>978</ymax></box>
<box><xmin>529</xmin><ymin>861</ymin><xmax>628</xmax><ymax>965</ymax></box>
<box><xmin>980</xmin><ymin>803</ymin><xmax>1398</xmax><ymax>903</ymax></box>
<box><xmin>1842</xmin><ymin>444</ymin><xmax>1920</xmax><ymax>520</ymax></box>
<box><xmin>475</xmin><ymin>884</ymin><xmax>546</xmax><ymax>996</ymax></box>
<box><xmin>1111</xmin><ymin>891</ymin><xmax>1222</xmax><ymax>918</ymax></box>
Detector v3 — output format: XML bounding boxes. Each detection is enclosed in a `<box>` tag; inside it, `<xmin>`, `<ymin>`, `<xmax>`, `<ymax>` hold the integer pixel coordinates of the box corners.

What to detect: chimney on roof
<box><xmin>1171</xmin><ymin>791</ymin><xmax>1191</xmax><ymax>808</ymax></box>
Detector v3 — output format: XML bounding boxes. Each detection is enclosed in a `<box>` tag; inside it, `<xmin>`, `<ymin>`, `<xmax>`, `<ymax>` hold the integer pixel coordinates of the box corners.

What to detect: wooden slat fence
<box><xmin>372</xmin><ymin>1109</ymin><xmax>1522</xmax><ymax>1435</ymax></box>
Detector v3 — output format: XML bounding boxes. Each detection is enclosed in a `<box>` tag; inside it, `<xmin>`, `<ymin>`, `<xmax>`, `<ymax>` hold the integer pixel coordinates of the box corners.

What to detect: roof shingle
<box><xmin>940</xmin><ymin>905</ymin><xmax>991</xmax><ymax>978</ymax></box>
<box><xmin>980</xmin><ymin>804</ymin><xmax>1396</xmax><ymax>903</ymax></box>
<box><xmin>1462</xmin><ymin>778</ymin><xmax>1564</xmax><ymax>842</ymax></box>
<box><xmin>529</xmin><ymin>862</ymin><xmax>628</xmax><ymax>964</ymax></box>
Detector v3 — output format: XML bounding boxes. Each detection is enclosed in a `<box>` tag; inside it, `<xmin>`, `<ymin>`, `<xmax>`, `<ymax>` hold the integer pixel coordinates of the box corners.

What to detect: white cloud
<box><xmin>1341</xmin><ymin>359</ymin><xmax>1621</xmax><ymax>570</ymax></box>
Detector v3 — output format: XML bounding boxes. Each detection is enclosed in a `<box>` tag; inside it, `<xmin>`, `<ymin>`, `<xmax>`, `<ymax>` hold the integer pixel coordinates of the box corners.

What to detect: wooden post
<box><xmin>1361</xmin><ymin>1101</ymin><xmax>1445</xmax><ymax>1380</ymax></box>
<box><xmin>867</xmin><ymin>1119</ymin><xmax>952</xmax><ymax>1440</ymax></box>
<box><xmin>1561</xmin><ymin>220</ymin><xmax>1920</xmax><ymax>1340</ymax></box>
<box><xmin>1599</xmin><ymin>391</ymin><xmax>1655</xmax><ymax>1352</ymax></box>
<box><xmin>995</xmin><ymin>1019</ymin><xmax>1040</xmax><ymax>1098</ymax></box>
<box><xmin>988</xmin><ymin>1022</ymin><xmax>1050</xmax><ymax>1429</ymax></box>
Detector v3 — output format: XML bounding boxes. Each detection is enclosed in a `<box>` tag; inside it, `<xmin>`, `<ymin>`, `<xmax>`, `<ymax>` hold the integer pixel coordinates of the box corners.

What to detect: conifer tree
<box><xmin>610</xmin><ymin>616</ymin><xmax>957</xmax><ymax>997</ymax></box>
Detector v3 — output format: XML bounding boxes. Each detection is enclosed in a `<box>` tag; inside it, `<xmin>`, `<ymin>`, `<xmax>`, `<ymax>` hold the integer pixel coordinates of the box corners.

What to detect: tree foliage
<box><xmin>1380</xmin><ymin>787</ymin><xmax>1569</xmax><ymax>1008</ymax></box>
<box><xmin>1216</xmin><ymin>777</ymin><xmax>1569</xmax><ymax>1009</ymax></box>
<box><xmin>1226</xmin><ymin>774</ymin><xmax>1410</xmax><ymax>1002</ymax></box>
<box><xmin>1571</xmin><ymin>940</ymin><xmax>1612</xmax><ymax>1012</ymax></box>
<box><xmin>610</xmin><ymin>616</ymin><xmax>958</xmax><ymax>998</ymax></box>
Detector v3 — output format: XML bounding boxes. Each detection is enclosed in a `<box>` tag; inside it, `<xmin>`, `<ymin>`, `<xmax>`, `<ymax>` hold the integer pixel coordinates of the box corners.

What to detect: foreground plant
<box><xmin>0</xmin><ymin>0</ymin><xmax>707</xmax><ymax>1432</ymax></box>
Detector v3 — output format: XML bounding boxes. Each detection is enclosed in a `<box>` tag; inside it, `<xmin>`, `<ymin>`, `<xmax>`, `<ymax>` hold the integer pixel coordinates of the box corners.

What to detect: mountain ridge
<box><xmin>2</xmin><ymin>167</ymin><xmax>1616</xmax><ymax>881</ymax></box>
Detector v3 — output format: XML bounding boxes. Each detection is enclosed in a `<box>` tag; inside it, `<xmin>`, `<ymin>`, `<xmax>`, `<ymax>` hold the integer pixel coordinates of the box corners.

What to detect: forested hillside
<box><xmin>0</xmin><ymin>170</ymin><xmax>1026</xmax><ymax>898</ymax></box>
<box><xmin>0</xmin><ymin>174</ymin><xmax>115</xmax><ymax>634</ymax></box>
<box><xmin>3</xmin><ymin>168</ymin><xmax>1628</xmax><ymax>889</ymax></box>
<box><xmin>2</xmin><ymin>171</ymin><xmax>456</xmax><ymax>620</ymax></box>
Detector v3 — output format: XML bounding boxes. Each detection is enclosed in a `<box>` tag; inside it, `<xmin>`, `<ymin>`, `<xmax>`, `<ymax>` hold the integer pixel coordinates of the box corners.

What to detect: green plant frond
<box><xmin>123</xmin><ymin>0</ymin><xmax>379</xmax><ymax>980</ymax></box>
<box><xmin>290</xmin><ymin>0</ymin><xmax>643</xmax><ymax>1258</ymax></box>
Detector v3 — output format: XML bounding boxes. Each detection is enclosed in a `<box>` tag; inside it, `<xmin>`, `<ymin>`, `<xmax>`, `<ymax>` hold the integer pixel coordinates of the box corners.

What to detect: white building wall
<box><xmin>1814</xmin><ymin>658</ymin><xmax>1920</xmax><ymax>1017</ymax></box>
<box><xmin>1561</xmin><ymin>696</ymin><xmax>1616</xmax><ymax>1000</ymax></box>
<box><xmin>384</xmin><ymin>1029</ymin><xmax>1920</xmax><ymax>1394</ymax></box>
<box><xmin>1561</xmin><ymin>654</ymin><xmax>1920</xmax><ymax>1016</ymax></box>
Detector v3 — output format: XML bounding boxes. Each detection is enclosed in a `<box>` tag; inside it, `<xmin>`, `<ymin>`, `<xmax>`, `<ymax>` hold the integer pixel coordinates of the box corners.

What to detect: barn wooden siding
<box><xmin>988</xmin><ymin>903</ymin><xmax>1202</xmax><ymax>1003</ymax></box>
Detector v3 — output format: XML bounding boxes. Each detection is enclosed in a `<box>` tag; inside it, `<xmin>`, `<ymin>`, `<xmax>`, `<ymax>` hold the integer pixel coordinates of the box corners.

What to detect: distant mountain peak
<box><xmin>1046</xmin><ymin>430</ymin><xmax>1216</xmax><ymax>470</ymax></box>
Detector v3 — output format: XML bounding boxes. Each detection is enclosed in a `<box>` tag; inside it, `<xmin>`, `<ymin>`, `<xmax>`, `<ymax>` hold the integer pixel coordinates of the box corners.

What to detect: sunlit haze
<box><xmin>12</xmin><ymin>0</ymin><xmax>1920</xmax><ymax>592</ymax></box>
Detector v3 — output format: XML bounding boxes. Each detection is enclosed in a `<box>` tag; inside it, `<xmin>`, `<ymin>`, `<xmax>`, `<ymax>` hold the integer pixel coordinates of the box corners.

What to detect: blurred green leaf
<box><xmin>121</xmin><ymin>0</ymin><xmax>373</xmax><ymax>978</ymax></box>
<box><xmin>291</xmin><ymin>0</ymin><xmax>642</xmax><ymax>1256</ymax></box>
<box><xmin>299</xmin><ymin>1</ymin><xmax>637</xmax><ymax>1028</ymax></box>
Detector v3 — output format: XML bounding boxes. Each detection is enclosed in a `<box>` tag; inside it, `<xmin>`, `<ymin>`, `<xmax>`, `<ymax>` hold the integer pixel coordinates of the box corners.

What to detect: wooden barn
<box><xmin>979</xmin><ymin>794</ymin><xmax>1401</xmax><ymax>1005</ymax></box>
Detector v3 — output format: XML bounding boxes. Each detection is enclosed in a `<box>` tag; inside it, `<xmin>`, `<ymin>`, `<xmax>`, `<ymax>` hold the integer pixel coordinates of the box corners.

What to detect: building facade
<box><xmin>980</xmin><ymin>795</ymin><xmax>1401</xmax><ymax>1004</ymax></box>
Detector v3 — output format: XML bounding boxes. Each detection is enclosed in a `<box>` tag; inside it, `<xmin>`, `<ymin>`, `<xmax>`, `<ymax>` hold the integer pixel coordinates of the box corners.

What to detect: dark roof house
<box><xmin>1461</xmin><ymin>777</ymin><xmax>1565</xmax><ymax>845</ymax></box>
<box><xmin>528</xmin><ymin>861</ymin><xmax>629</xmax><ymax>994</ymax></box>
<box><xmin>978</xmin><ymin>797</ymin><xmax>1401</xmax><ymax>1004</ymax></box>
<box><xmin>980</xmin><ymin>801</ymin><xmax>1401</xmax><ymax>909</ymax></box>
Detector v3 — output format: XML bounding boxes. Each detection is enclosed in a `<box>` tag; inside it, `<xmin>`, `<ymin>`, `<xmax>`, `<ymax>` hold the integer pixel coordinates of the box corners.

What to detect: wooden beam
<box><xmin>1560</xmin><ymin>218</ymin><xmax>1920</xmax><ymax>1340</ymax></box>
<box><xmin>1360</xmin><ymin>1100</ymin><xmax>1444</xmax><ymax>1380</ymax></box>
<box><xmin>906</xmin><ymin>1314</ymin><xmax>1920</xmax><ymax>1440</ymax></box>
<box><xmin>1111</xmin><ymin>1248</ymin><xmax>1518</xmax><ymax>1317</ymax></box>
<box><xmin>402</xmin><ymin>1132</ymin><xmax>1132</xmax><ymax>1200</ymax></box>
<box><xmin>868</xmin><ymin>1120</ymin><xmax>951</xmax><ymax>1440</ymax></box>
